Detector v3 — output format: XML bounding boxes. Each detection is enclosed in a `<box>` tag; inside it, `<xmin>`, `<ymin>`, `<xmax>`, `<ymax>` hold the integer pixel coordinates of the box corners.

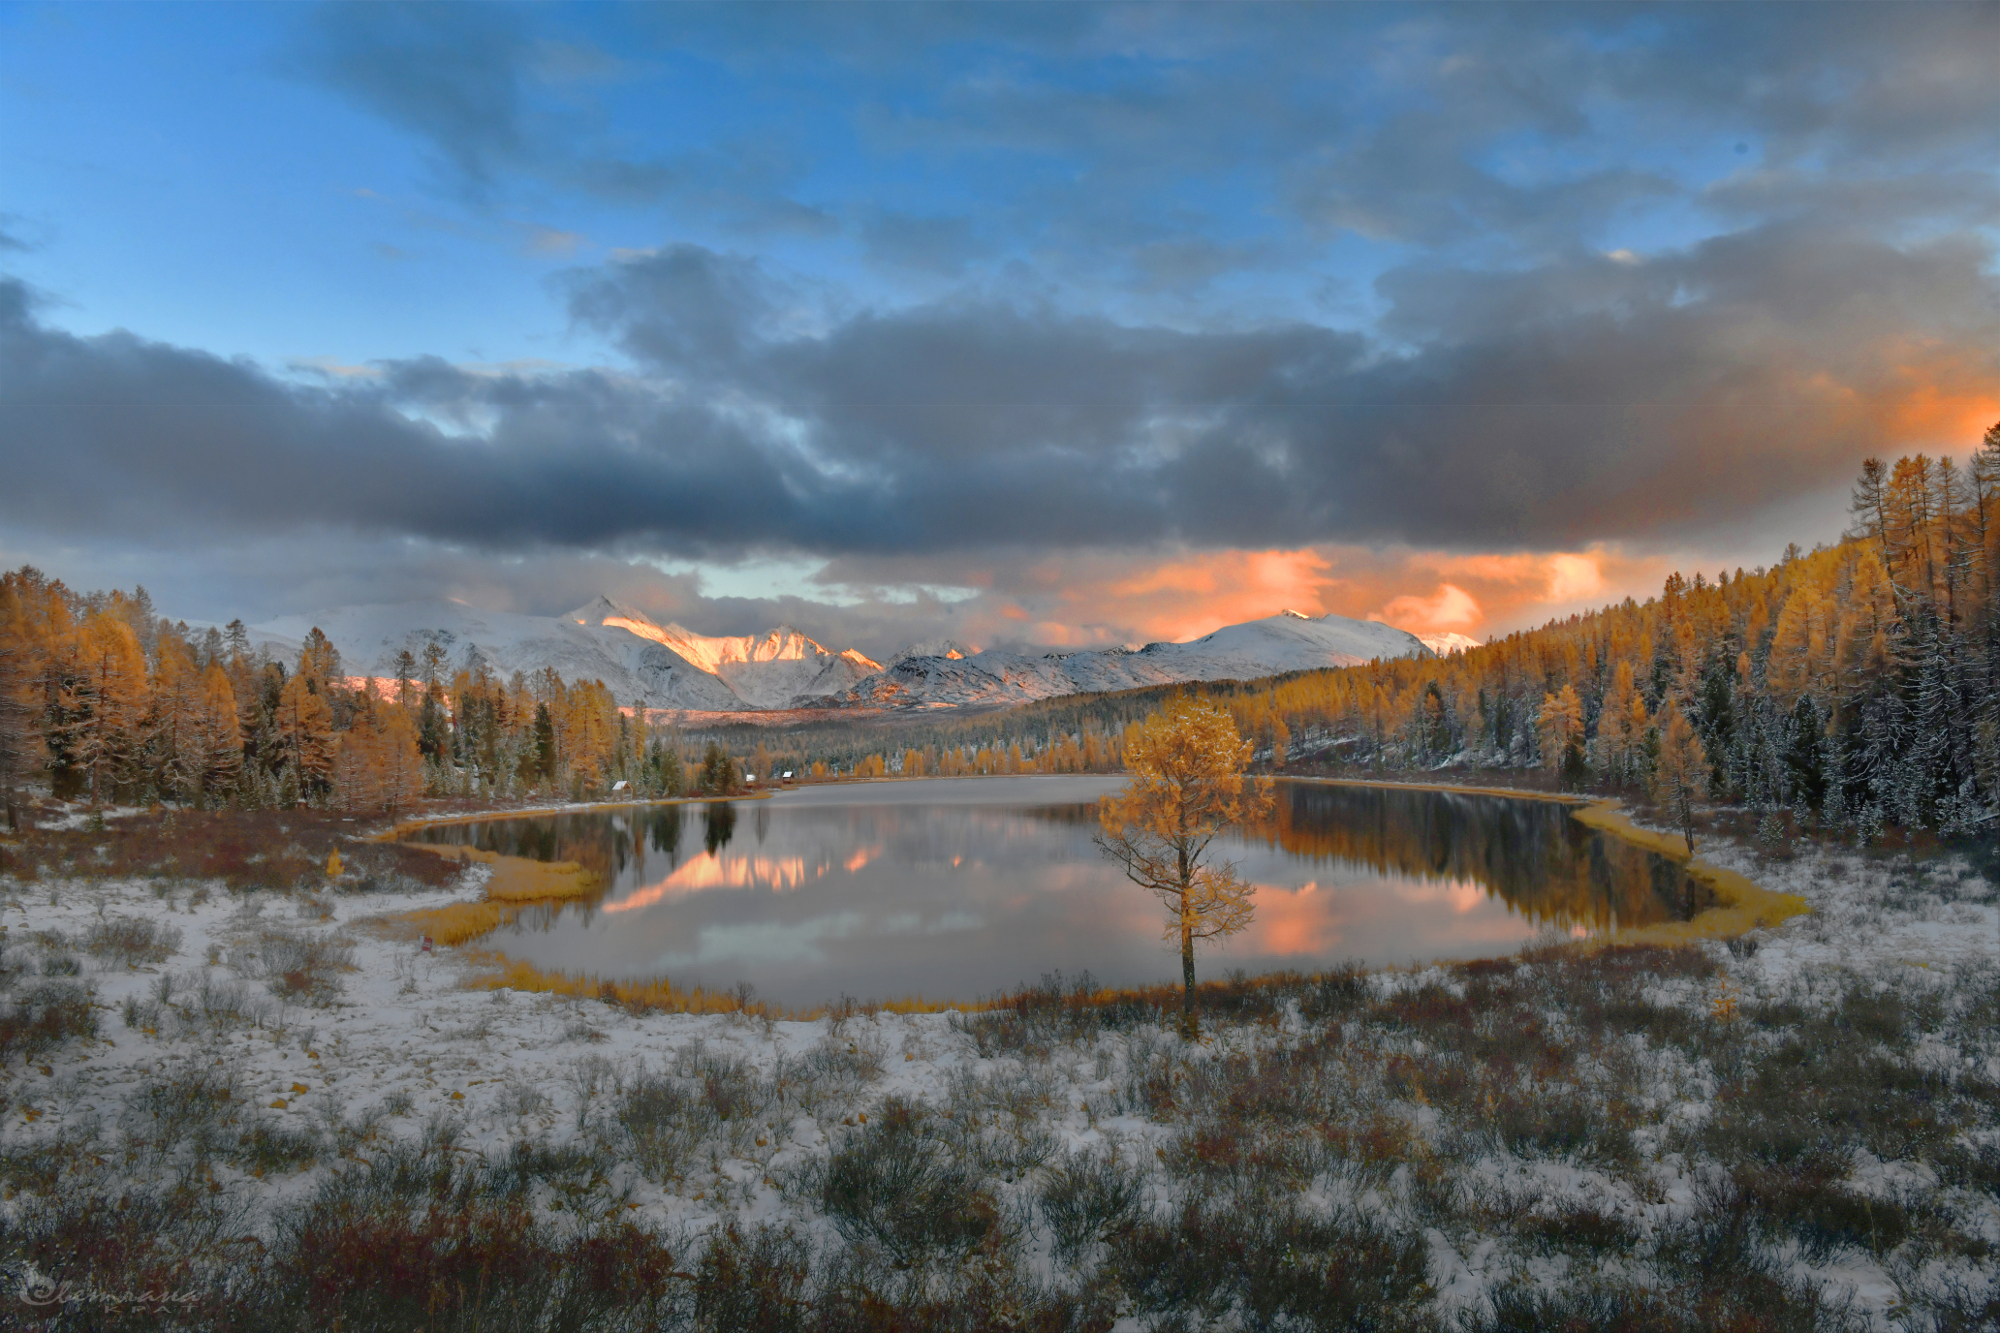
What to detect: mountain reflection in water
<box><xmin>409</xmin><ymin>777</ymin><xmax>1706</xmax><ymax>1007</ymax></box>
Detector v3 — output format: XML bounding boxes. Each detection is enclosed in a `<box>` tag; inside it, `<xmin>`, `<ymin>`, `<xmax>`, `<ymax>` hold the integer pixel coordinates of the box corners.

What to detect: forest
<box><xmin>2</xmin><ymin>441</ymin><xmax>1995</xmax><ymax>842</ymax></box>
<box><xmin>1210</xmin><ymin>441</ymin><xmax>2000</xmax><ymax>844</ymax></box>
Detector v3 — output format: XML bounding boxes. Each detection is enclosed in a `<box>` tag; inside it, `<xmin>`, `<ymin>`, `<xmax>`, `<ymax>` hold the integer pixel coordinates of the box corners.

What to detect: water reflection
<box><xmin>410</xmin><ymin>777</ymin><xmax>1707</xmax><ymax>1007</ymax></box>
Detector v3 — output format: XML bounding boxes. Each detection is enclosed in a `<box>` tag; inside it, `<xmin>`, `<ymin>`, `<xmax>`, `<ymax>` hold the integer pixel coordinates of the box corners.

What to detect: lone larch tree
<box><xmin>1096</xmin><ymin>695</ymin><xmax>1273</xmax><ymax>1036</ymax></box>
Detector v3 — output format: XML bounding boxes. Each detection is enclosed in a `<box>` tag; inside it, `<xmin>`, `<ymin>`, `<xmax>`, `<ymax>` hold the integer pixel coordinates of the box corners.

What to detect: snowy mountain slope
<box><xmin>1417</xmin><ymin>631</ymin><xmax>1484</xmax><ymax>656</ymax></box>
<box><xmin>830</xmin><ymin>610</ymin><xmax>1431</xmax><ymax>708</ymax></box>
<box><xmin>246</xmin><ymin>600</ymin><xmax>1429</xmax><ymax>713</ymax></box>
<box><xmin>565</xmin><ymin>597</ymin><xmax>880</xmax><ymax>709</ymax></box>
<box><xmin>889</xmin><ymin>638</ymin><xmax>975</xmax><ymax>663</ymax></box>
<box><xmin>249</xmin><ymin>599</ymin><xmax>871</xmax><ymax>711</ymax></box>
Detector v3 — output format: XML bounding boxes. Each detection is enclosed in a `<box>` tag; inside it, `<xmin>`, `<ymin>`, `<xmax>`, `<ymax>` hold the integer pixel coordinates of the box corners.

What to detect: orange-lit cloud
<box><xmin>1243</xmin><ymin>882</ymin><xmax>1343</xmax><ymax>955</ymax></box>
<box><xmin>1374</xmin><ymin>583</ymin><xmax>1481</xmax><ymax>635</ymax></box>
<box><xmin>603</xmin><ymin>853</ymin><xmax>812</xmax><ymax>913</ymax></box>
<box><xmin>870</xmin><ymin>541</ymin><xmax>1672</xmax><ymax>655</ymax></box>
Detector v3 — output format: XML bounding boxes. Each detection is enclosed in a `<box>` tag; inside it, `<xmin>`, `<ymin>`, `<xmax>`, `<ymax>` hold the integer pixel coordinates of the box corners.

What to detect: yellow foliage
<box><xmin>1099</xmin><ymin>695</ymin><xmax>1272</xmax><ymax>1030</ymax></box>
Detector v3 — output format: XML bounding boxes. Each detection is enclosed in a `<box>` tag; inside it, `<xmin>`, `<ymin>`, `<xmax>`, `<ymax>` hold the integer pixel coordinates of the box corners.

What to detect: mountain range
<box><xmin>247</xmin><ymin>599</ymin><xmax>1434</xmax><ymax>713</ymax></box>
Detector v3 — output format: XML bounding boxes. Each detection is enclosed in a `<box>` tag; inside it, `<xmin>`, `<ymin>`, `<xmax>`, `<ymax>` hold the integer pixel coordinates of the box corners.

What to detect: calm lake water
<box><xmin>409</xmin><ymin>777</ymin><xmax>1710</xmax><ymax>1007</ymax></box>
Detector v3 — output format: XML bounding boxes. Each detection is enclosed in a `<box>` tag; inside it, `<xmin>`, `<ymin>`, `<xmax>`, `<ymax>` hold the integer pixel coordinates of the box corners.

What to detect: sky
<box><xmin>2</xmin><ymin>1</ymin><xmax>1997</xmax><ymax>660</ymax></box>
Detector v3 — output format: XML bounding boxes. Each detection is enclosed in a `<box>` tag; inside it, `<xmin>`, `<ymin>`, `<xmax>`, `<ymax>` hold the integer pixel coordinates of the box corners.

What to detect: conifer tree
<box><xmin>148</xmin><ymin>631</ymin><xmax>204</xmax><ymax>803</ymax></box>
<box><xmin>193</xmin><ymin>662</ymin><xmax>241</xmax><ymax>800</ymax></box>
<box><xmin>60</xmin><ymin>609</ymin><xmax>149</xmax><ymax>806</ymax></box>
<box><xmin>274</xmin><ymin>671</ymin><xmax>334</xmax><ymax>803</ymax></box>
<box><xmin>1536</xmin><ymin>685</ymin><xmax>1584</xmax><ymax>783</ymax></box>
<box><xmin>1652</xmin><ymin>704</ymin><xmax>1708</xmax><ymax>854</ymax></box>
<box><xmin>1096</xmin><ymin>696</ymin><xmax>1273</xmax><ymax>1036</ymax></box>
<box><xmin>699</xmin><ymin>740</ymin><xmax>741</xmax><ymax>795</ymax></box>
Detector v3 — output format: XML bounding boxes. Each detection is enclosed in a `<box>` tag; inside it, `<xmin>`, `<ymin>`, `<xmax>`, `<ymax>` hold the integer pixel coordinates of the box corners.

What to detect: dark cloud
<box><xmin>6</xmin><ymin>215</ymin><xmax>1995</xmax><ymax>568</ymax></box>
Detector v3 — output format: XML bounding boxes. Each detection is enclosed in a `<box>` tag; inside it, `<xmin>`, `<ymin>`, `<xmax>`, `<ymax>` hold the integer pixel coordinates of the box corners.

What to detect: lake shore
<box><xmin>1</xmin><ymin>784</ymin><xmax>1994</xmax><ymax>1326</ymax></box>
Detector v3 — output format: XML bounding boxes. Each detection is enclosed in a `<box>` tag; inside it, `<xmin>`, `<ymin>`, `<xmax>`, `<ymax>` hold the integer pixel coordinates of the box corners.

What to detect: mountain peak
<box><xmin>565</xmin><ymin>595</ymin><xmax>659</xmax><ymax>630</ymax></box>
<box><xmin>892</xmin><ymin>638</ymin><xmax>975</xmax><ymax>663</ymax></box>
<box><xmin>1275</xmin><ymin>608</ymin><xmax>1313</xmax><ymax>620</ymax></box>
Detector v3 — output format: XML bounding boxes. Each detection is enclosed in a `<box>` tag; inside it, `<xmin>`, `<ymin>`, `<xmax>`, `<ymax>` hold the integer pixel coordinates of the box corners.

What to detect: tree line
<box><xmin>0</xmin><ymin>577</ymin><xmax>695</xmax><ymax>824</ymax></box>
<box><xmin>1211</xmin><ymin>439</ymin><xmax>2000</xmax><ymax>841</ymax></box>
<box><xmin>5</xmin><ymin>433</ymin><xmax>1991</xmax><ymax>837</ymax></box>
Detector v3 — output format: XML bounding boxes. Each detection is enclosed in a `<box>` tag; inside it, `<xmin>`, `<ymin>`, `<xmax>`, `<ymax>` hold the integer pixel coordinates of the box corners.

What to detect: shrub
<box><xmin>39</xmin><ymin>952</ymin><xmax>81</xmax><ymax>976</ymax></box>
<box><xmin>817</xmin><ymin>1098</ymin><xmax>994</xmax><ymax>1265</ymax></box>
<box><xmin>257</xmin><ymin>930</ymin><xmax>354</xmax><ymax>1005</ymax></box>
<box><xmin>267</xmin><ymin>1193</ymin><xmax>682</xmax><ymax>1331</ymax></box>
<box><xmin>236</xmin><ymin>1121</ymin><xmax>322</xmax><ymax>1175</ymax></box>
<box><xmin>0</xmin><ymin>981</ymin><xmax>97</xmax><ymax>1060</ymax></box>
<box><xmin>616</xmin><ymin>1072</ymin><xmax>705</xmax><ymax>1183</ymax></box>
<box><xmin>691</xmin><ymin>1223</ymin><xmax>813</xmax><ymax>1331</ymax></box>
<box><xmin>1107</xmin><ymin>1199</ymin><xmax>1427</xmax><ymax>1326</ymax></box>
<box><xmin>1039</xmin><ymin>1150</ymin><xmax>1144</xmax><ymax>1263</ymax></box>
<box><xmin>83</xmin><ymin>916</ymin><xmax>183</xmax><ymax>967</ymax></box>
<box><xmin>122</xmin><ymin>1065</ymin><xmax>240</xmax><ymax>1165</ymax></box>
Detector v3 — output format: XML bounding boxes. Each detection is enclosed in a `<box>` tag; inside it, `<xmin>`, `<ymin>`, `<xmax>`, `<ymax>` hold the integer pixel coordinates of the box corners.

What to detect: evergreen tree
<box><xmin>1652</xmin><ymin>704</ymin><xmax>1708</xmax><ymax>854</ymax></box>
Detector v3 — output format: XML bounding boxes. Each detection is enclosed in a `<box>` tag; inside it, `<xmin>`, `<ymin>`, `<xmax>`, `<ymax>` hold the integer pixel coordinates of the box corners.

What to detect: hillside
<box><xmin>830</xmin><ymin>611</ymin><xmax>1430</xmax><ymax>708</ymax></box>
<box><xmin>250</xmin><ymin>598</ymin><xmax>875</xmax><ymax>712</ymax></box>
<box><xmin>249</xmin><ymin>602</ymin><xmax>1430</xmax><ymax>714</ymax></box>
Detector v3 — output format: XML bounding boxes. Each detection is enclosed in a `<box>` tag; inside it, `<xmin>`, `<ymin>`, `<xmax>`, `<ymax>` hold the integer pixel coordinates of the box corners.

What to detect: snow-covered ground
<box><xmin>1</xmin><ymin>813</ymin><xmax>1995</xmax><ymax>1328</ymax></box>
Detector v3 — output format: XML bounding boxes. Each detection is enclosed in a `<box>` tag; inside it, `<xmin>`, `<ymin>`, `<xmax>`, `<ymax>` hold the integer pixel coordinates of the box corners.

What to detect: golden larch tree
<box><xmin>193</xmin><ymin>662</ymin><xmax>242</xmax><ymax>799</ymax></box>
<box><xmin>62</xmin><ymin>610</ymin><xmax>149</xmax><ymax>806</ymax></box>
<box><xmin>1096</xmin><ymin>695</ymin><xmax>1274</xmax><ymax>1036</ymax></box>
<box><xmin>274</xmin><ymin>671</ymin><xmax>334</xmax><ymax>801</ymax></box>
<box><xmin>149</xmin><ymin>632</ymin><xmax>204</xmax><ymax>803</ymax></box>
<box><xmin>1652</xmin><ymin>703</ymin><xmax>1709</xmax><ymax>854</ymax></box>
<box><xmin>1536</xmin><ymin>684</ymin><xmax>1584</xmax><ymax>784</ymax></box>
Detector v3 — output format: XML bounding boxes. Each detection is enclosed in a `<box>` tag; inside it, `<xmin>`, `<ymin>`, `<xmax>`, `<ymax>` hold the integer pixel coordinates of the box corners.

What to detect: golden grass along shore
<box><xmin>1570</xmin><ymin>801</ymin><xmax>1811</xmax><ymax>945</ymax></box>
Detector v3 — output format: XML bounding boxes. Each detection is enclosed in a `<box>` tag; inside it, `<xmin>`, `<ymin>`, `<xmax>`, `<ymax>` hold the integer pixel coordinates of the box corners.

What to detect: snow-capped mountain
<box><xmin>889</xmin><ymin>638</ymin><xmax>975</xmax><ymax>664</ymax></box>
<box><xmin>564</xmin><ymin>598</ymin><xmax>880</xmax><ymax>708</ymax></box>
<box><xmin>244</xmin><ymin>600</ymin><xmax>1430</xmax><ymax>714</ymax></box>
<box><xmin>1416</xmin><ymin>631</ymin><xmax>1484</xmax><ymax>656</ymax></box>
<box><xmin>828</xmin><ymin>610</ymin><xmax>1431</xmax><ymax>709</ymax></box>
<box><xmin>248</xmin><ymin>598</ymin><xmax>876</xmax><ymax>712</ymax></box>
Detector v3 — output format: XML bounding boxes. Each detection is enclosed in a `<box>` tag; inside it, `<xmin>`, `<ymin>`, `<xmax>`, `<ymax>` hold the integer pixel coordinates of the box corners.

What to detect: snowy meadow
<box><xmin>0</xmin><ymin>807</ymin><xmax>1995</xmax><ymax>1331</ymax></box>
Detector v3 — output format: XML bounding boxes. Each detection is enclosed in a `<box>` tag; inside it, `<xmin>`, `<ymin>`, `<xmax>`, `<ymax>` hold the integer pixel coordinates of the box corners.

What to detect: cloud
<box><xmin>302</xmin><ymin>4</ymin><xmax>535</xmax><ymax>193</ymax></box>
<box><xmin>518</xmin><ymin>223</ymin><xmax>586</xmax><ymax>256</ymax></box>
<box><xmin>859</xmin><ymin>212</ymin><xmax>994</xmax><ymax>276</ymax></box>
<box><xmin>1377</xmin><ymin>584</ymin><xmax>1482</xmax><ymax>635</ymax></box>
<box><xmin>5</xmin><ymin>211</ymin><xmax>1997</xmax><ymax>571</ymax></box>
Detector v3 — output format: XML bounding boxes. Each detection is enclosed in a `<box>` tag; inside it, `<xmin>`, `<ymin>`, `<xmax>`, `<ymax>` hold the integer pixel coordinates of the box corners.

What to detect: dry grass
<box><xmin>389</xmin><ymin>898</ymin><xmax>522</xmax><ymax>947</ymax></box>
<box><xmin>1571</xmin><ymin>801</ymin><xmax>1812</xmax><ymax>942</ymax></box>
<box><xmin>0</xmin><ymin>809</ymin><xmax>460</xmax><ymax>892</ymax></box>
<box><xmin>404</xmin><ymin>843</ymin><xmax>601</xmax><ymax>902</ymax></box>
<box><xmin>460</xmin><ymin>951</ymin><xmax>1012</xmax><ymax>1019</ymax></box>
<box><xmin>465</xmin><ymin>953</ymin><xmax>750</xmax><ymax>1016</ymax></box>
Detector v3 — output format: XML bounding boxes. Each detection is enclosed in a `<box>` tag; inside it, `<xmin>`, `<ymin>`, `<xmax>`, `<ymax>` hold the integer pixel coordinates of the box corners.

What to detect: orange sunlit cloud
<box><xmin>1374</xmin><ymin>582</ymin><xmax>1481</xmax><ymax>635</ymax></box>
<box><xmin>913</xmin><ymin>542</ymin><xmax>1670</xmax><ymax>652</ymax></box>
<box><xmin>603</xmin><ymin>853</ymin><xmax>812</xmax><ymax>913</ymax></box>
<box><xmin>1243</xmin><ymin>882</ymin><xmax>1344</xmax><ymax>955</ymax></box>
<box><xmin>1870</xmin><ymin>345</ymin><xmax>2000</xmax><ymax>447</ymax></box>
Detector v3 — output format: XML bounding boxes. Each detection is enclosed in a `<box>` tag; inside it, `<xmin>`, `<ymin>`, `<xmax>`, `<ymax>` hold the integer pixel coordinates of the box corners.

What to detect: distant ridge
<box><xmin>248</xmin><ymin>601</ymin><xmax>1431</xmax><ymax>714</ymax></box>
<box><xmin>1416</xmin><ymin>631</ymin><xmax>1483</xmax><ymax>655</ymax></box>
<box><xmin>826</xmin><ymin>611</ymin><xmax>1431</xmax><ymax>709</ymax></box>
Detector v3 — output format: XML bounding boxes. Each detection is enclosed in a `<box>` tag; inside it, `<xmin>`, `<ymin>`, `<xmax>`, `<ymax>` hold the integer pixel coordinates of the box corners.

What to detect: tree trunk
<box><xmin>1180</xmin><ymin>909</ymin><xmax>1197</xmax><ymax>1038</ymax></box>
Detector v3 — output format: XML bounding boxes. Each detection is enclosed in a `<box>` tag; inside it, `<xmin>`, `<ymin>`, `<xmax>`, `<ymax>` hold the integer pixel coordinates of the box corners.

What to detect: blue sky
<box><xmin>2</xmin><ymin>2</ymin><xmax>1997</xmax><ymax>653</ymax></box>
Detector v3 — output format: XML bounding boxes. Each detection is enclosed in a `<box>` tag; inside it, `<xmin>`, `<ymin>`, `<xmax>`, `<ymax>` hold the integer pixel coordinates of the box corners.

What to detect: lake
<box><xmin>408</xmin><ymin>776</ymin><xmax>1711</xmax><ymax>1007</ymax></box>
